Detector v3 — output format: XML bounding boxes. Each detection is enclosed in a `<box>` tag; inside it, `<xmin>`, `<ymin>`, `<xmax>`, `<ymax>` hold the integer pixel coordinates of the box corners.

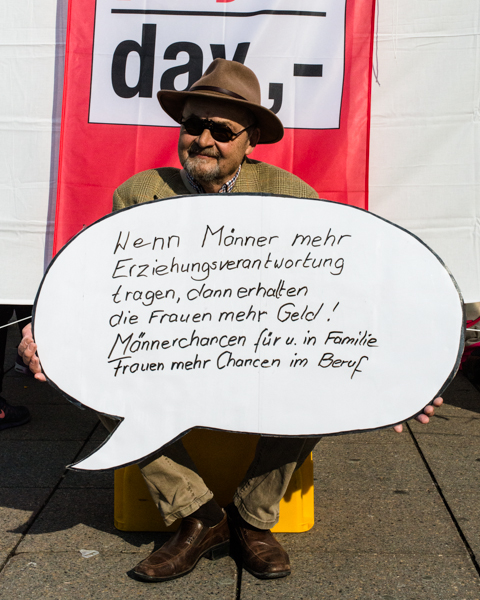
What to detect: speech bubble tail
<box><xmin>69</xmin><ymin>418</ymin><xmax>182</xmax><ymax>471</ymax></box>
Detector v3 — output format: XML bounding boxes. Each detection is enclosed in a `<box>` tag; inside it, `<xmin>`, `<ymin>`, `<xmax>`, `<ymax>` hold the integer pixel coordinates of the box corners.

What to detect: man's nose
<box><xmin>197</xmin><ymin>127</ymin><xmax>215</xmax><ymax>147</ymax></box>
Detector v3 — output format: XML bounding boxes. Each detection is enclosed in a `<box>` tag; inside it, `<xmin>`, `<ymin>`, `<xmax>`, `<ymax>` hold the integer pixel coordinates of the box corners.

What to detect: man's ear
<box><xmin>245</xmin><ymin>127</ymin><xmax>261</xmax><ymax>155</ymax></box>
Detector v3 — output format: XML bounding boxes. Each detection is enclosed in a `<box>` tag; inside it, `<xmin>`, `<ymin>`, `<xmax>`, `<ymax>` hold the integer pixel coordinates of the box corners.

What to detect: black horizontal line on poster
<box><xmin>111</xmin><ymin>10</ymin><xmax>327</xmax><ymax>18</ymax></box>
<box><xmin>294</xmin><ymin>64</ymin><xmax>323</xmax><ymax>77</ymax></box>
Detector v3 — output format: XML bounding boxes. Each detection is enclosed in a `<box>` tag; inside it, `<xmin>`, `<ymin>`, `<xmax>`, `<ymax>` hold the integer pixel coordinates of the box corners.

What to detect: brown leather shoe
<box><xmin>227</xmin><ymin>505</ymin><xmax>291</xmax><ymax>579</ymax></box>
<box><xmin>133</xmin><ymin>512</ymin><xmax>230</xmax><ymax>582</ymax></box>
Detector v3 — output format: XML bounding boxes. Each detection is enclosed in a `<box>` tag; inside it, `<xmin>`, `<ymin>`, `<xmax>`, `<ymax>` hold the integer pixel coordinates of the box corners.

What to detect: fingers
<box><xmin>423</xmin><ymin>405</ymin><xmax>434</xmax><ymax>417</ymax></box>
<box><xmin>417</xmin><ymin>397</ymin><xmax>443</xmax><ymax>424</ymax></box>
<box><xmin>395</xmin><ymin>396</ymin><xmax>444</xmax><ymax>432</ymax></box>
<box><xmin>29</xmin><ymin>350</ymin><xmax>47</xmax><ymax>381</ymax></box>
<box><xmin>18</xmin><ymin>325</ymin><xmax>33</xmax><ymax>360</ymax></box>
<box><xmin>396</xmin><ymin>412</ymin><xmax>429</xmax><ymax>430</ymax></box>
<box><xmin>415</xmin><ymin>412</ymin><xmax>430</xmax><ymax>425</ymax></box>
<box><xmin>21</xmin><ymin>341</ymin><xmax>38</xmax><ymax>367</ymax></box>
<box><xmin>18</xmin><ymin>324</ymin><xmax>46</xmax><ymax>381</ymax></box>
<box><xmin>21</xmin><ymin>322</ymin><xmax>32</xmax><ymax>338</ymax></box>
<box><xmin>27</xmin><ymin>346</ymin><xmax>41</xmax><ymax>376</ymax></box>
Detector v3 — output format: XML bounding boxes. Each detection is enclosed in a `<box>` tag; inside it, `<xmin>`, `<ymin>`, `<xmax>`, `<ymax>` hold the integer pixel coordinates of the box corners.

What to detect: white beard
<box><xmin>183</xmin><ymin>155</ymin><xmax>222</xmax><ymax>184</ymax></box>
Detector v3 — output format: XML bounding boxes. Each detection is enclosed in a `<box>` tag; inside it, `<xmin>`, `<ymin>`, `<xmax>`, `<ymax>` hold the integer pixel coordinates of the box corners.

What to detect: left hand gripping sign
<box><xmin>33</xmin><ymin>195</ymin><xmax>464</xmax><ymax>470</ymax></box>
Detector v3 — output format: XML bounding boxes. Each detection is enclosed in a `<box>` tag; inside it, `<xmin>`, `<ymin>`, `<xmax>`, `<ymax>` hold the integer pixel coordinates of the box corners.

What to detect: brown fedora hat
<box><xmin>157</xmin><ymin>59</ymin><xmax>284</xmax><ymax>144</ymax></box>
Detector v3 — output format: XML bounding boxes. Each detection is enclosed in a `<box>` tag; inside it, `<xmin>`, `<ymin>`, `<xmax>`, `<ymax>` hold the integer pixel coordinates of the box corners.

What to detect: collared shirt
<box><xmin>184</xmin><ymin>164</ymin><xmax>242</xmax><ymax>194</ymax></box>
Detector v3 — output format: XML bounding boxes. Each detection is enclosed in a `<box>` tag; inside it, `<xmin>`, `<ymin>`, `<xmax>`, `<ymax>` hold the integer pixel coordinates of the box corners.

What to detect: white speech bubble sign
<box><xmin>33</xmin><ymin>195</ymin><xmax>464</xmax><ymax>471</ymax></box>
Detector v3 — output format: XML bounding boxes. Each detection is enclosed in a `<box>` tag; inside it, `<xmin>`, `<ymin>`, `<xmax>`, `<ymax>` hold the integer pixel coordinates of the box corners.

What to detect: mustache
<box><xmin>188</xmin><ymin>142</ymin><xmax>219</xmax><ymax>158</ymax></box>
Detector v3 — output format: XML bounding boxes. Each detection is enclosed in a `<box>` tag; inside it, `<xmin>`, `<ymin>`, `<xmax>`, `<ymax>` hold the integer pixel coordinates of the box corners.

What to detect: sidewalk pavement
<box><xmin>1</xmin><ymin>325</ymin><xmax>480</xmax><ymax>600</ymax></box>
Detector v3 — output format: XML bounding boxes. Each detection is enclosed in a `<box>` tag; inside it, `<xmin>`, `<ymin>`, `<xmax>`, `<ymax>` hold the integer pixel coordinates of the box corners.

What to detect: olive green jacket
<box><xmin>113</xmin><ymin>158</ymin><xmax>318</xmax><ymax>211</ymax></box>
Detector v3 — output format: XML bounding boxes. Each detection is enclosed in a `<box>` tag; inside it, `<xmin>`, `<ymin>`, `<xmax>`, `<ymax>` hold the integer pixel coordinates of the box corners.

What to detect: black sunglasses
<box><xmin>180</xmin><ymin>116</ymin><xmax>256</xmax><ymax>143</ymax></box>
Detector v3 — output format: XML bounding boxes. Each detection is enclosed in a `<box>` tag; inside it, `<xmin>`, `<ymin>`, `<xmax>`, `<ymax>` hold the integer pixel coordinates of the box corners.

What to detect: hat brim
<box><xmin>157</xmin><ymin>89</ymin><xmax>284</xmax><ymax>144</ymax></box>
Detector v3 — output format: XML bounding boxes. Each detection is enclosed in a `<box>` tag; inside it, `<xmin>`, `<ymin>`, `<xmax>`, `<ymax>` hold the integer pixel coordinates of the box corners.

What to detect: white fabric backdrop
<box><xmin>1</xmin><ymin>0</ymin><xmax>479</xmax><ymax>304</ymax></box>
<box><xmin>369</xmin><ymin>0</ymin><xmax>480</xmax><ymax>303</ymax></box>
<box><xmin>0</xmin><ymin>1</ymin><xmax>67</xmax><ymax>304</ymax></box>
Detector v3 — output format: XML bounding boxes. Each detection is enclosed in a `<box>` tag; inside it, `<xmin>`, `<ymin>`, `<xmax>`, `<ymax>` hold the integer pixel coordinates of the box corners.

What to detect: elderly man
<box><xmin>20</xmin><ymin>58</ymin><xmax>442</xmax><ymax>583</ymax></box>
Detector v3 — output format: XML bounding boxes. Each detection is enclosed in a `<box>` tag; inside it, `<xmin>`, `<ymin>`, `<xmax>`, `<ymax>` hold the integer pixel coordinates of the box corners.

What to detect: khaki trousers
<box><xmin>100</xmin><ymin>415</ymin><xmax>319</xmax><ymax>529</ymax></box>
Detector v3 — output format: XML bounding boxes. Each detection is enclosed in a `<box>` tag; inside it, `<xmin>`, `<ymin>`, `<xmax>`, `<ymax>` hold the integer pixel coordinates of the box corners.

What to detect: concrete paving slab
<box><xmin>0</xmin><ymin>553</ymin><xmax>10</xmax><ymax>571</ymax></box>
<box><xmin>2</xmin><ymin>331</ymin><xmax>480</xmax><ymax>597</ymax></box>
<box><xmin>0</xmin><ymin>530</ymin><xmax>21</xmax><ymax>557</ymax></box>
<box><xmin>314</xmin><ymin>438</ymin><xmax>434</xmax><ymax>491</ymax></box>
<box><xmin>0</xmin><ymin>441</ymin><xmax>83</xmax><ymax>488</ymax></box>
<box><xmin>0</xmin><ymin>552</ymin><xmax>237</xmax><ymax>600</ymax></box>
<box><xmin>311</xmin><ymin>489</ymin><xmax>465</xmax><ymax>555</ymax></box>
<box><xmin>1</xmin><ymin>376</ymin><xmax>70</xmax><ymax>406</ymax></box>
<box><xmin>407</xmin><ymin>372</ymin><xmax>480</xmax><ymax>442</ymax></box>
<box><xmin>0</xmin><ymin>405</ymin><xmax>98</xmax><ymax>441</ymax></box>
<box><xmin>0</xmin><ymin>489</ymin><xmax>49</xmax><ymax>551</ymax></box>
<box><xmin>240</xmin><ymin>552</ymin><xmax>480</xmax><ymax>599</ymax></box>
<box><xmin>427</xmin><ymin>403</ymin><xmax>480</xmax><ymax>418</ymax></box>
<box><xmin>442</xmin><ymin>372</ymin><xmax>480</xmax><ymax>414</ymax></box>
<box><xmin>322</xmin><ymin>427</ymin><xmax>413</xmax><ymax>445</ymax></box>
<box><xmin>17</xmin><ymin>488</ymin><xmax>158</xmax><ymax>555</ymax></box>
<box><xmin>441</xmin><ymin>491</ymin><xmax>480</xmax><ymax>565</ymax></box>
<box><xmin>411</xmin><ymin>442</ymin><xmax>480</xmax><ymax>490</ymax></box>
<box><xmin>410</xmin><ymin>410</ymin><xmax>480</xmax><ymax>441</ymax></box>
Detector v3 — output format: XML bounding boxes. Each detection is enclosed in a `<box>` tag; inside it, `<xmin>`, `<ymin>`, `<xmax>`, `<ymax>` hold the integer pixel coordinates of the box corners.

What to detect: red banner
<box><xmin>54</xmin><ymin>0</ymin><xmax>375</xmax><ymax>253</ymax></box>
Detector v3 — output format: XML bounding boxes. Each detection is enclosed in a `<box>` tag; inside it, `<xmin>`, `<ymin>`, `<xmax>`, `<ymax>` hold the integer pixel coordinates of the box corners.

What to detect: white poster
<box><xmin>89</xmin><ymin>0</ymin><xmax>346</xmax><ymax>130</ymax></box>
<box><xmin>33</xmin><ymin>195</ymin><xmax>463</xmax><ymax>471</ymax></box>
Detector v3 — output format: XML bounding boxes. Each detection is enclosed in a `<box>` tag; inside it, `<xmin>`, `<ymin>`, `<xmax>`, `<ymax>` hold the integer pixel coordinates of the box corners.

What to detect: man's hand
<box><xmin>18</xmin><ymin>323</ymin><xmax>46</xmax><ymax>382</ymax></box>
<box><xmin>393</xmin><ymin>396</ymin><xmax>443</xmax><ymax>433</ymax></box>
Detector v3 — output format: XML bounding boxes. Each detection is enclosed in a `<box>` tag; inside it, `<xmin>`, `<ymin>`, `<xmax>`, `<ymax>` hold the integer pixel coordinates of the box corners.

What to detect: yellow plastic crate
<box><xmin>114</xmin><ymin>429</ymin><xmax>314</xmax><ymax>533</ymax></box>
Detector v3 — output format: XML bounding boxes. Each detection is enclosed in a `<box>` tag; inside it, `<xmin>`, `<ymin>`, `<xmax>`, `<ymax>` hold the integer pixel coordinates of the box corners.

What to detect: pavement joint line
<box><xmin>232</xmin><ymin>550</ymin><xmax>243</xmax><ymax>599</ymax></box>
<box><xmin>0</xmin><ymin>420</ymin><xmax>101</xmax><ymax>576</ymax></box>
<box><xmin>406</xmin><ymin>421</ymin><xmax>480</xmax><ymax>578</ymax></box>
